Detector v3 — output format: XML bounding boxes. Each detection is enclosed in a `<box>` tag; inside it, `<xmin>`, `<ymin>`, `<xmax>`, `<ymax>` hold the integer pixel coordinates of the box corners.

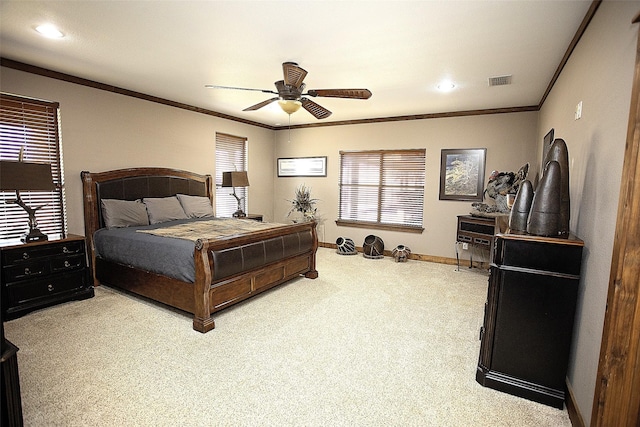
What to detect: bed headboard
<box><xmin>81</xmin><ymin>168</ymin><xmax>213</xmax><ymax>282</ymax></box>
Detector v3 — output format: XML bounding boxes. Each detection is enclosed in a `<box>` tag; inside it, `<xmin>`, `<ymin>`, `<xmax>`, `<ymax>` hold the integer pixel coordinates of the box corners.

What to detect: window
<box><xmin>215</xmin><ymin>132</ymin><xmax>247</xmax><ymax>217</ymax></box>
<box><xmin>338</xmin><ymin>149</ymin><xmax>425</xmax><ymax>233</ymax></box>
<box><xmin>0</xmin><ymin>93</ymin><xmax>66</xmax><ymax>240</ymax></box>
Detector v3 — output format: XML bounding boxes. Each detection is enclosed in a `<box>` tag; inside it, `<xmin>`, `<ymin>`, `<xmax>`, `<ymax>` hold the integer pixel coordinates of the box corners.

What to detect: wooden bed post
<box><xmin>192</xmin><ymin>238</ymin><xmax>215</xmax><ymax>333</ymax></box>
<box><xmin>80</xmin><ymin>171</ymin><xmax>99</xmax><ymax>286</ymax></box>
<box><xmin>305</xmin><ymin>221</ymin><xmax>319</xmax><ymax>279</ymax></box>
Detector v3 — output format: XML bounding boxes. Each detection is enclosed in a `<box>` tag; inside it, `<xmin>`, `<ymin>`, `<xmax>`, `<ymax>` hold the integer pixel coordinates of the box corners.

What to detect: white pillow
<box><xmin>101</xmin><ymin>199</ymin><xmax>149</xmax><ymax>229</ymax></box>
<box><xmin>176</xmin><ymin>194</ymin><xmax>214</xmax><ymax>218</ymax></box>
<box><xmin>143</xmin><ymin>196</ymin><xmax>188</xmax><ymax>224</ymax></box>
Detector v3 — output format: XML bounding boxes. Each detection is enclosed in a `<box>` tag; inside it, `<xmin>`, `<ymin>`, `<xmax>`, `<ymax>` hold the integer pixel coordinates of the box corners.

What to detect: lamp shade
<box><xmin>221</xmin><ymin>171</ymin><xmax>249</xmax><ymax>188</ymax></box>
<box><xmin>0</xmin><ymin>160</ymin><xmax>56</xmax><ymax>191</ymax></box>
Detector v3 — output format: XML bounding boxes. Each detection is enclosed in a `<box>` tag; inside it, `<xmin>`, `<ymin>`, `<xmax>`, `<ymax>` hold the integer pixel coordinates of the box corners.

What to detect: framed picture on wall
<box><xmin>439</xmin><ymin>148</ymin><xmax>487</xmax><ymax>201</ymax></box>
<box><xmin>277</xmin><ymin>156</ymin><xmax>327</xmax><ymax>177</ymax></box>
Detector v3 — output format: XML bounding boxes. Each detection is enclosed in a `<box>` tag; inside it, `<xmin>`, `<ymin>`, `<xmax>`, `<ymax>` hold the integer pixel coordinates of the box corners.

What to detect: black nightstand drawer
<box><xmin>51</xmin><ymin>254</ymin><xmax>85</xmax><ymax>273</ymax></box>
<box><xmin>6</xmin><ymin>270</ymin><xmax>87</xmax><ymax>307</ymax></box>
<box><xmin>2</xmin><ymin>240</ymin><xmax>84</xmax><ymax>265</ymax></box>
<box><xmin>4</xmin><ymin>260</ymin><xmax>50</xmax><ymax>282</ymax></box>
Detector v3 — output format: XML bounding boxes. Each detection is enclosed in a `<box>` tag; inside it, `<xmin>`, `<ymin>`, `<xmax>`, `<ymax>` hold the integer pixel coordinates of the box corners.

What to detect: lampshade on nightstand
<box><xmin>221</xmin><ymin>171</ymin><xmax>249</xmax><ymax>218</ymax></box>
<box><xmin>0</xmin><ymin>160</ymin><xmax>57</xmax><ymax>242</ymax></box>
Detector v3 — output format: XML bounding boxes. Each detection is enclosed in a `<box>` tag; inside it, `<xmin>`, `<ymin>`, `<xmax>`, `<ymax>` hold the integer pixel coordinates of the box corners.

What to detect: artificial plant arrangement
<box><xmin>287</xmin><ymin>184</ymin><xmax>318</xmax><ymax>221</ymax></box>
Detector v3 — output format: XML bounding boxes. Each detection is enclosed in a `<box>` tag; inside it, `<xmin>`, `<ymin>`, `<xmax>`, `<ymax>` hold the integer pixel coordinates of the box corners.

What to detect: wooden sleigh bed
<box><xmin>81</xmin><ymin>167</ymin><xmax>318</xmax><ymax>333</ymax></box>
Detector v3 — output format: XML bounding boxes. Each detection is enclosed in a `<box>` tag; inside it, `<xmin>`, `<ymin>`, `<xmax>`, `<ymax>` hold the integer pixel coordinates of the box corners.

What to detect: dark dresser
<box><xmin>1</xmin><ymin>234</ymin><xmax>94</xmax><ymax>320</ymax></box>
<box><xmin>476</xmin><ymin>232</ymin><xmax>584</xmax><ymax>408</ymax></box>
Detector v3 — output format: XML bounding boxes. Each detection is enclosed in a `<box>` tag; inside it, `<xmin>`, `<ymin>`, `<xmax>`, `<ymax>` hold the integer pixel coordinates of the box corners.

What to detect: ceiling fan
<box><xmin>206</xmin><ymin>62</ymin><xmax>372</xmax><ymax>119</ymax></box>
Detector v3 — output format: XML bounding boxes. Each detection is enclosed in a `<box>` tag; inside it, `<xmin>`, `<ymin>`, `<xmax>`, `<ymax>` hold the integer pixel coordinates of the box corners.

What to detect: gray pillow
<box><xmin>143</xmin><ymin>196</ymin><xmax>188</xmax><ymax>224</ymax></box>
<box><xmin>176</xmin><ymin>194</ymin><xmax>214</xmax><ymax>218</ymax></box>
<box><xmin>101</xmin><ymin>199</ymin><xmax>149</xmax><ymax>229</ymax></box>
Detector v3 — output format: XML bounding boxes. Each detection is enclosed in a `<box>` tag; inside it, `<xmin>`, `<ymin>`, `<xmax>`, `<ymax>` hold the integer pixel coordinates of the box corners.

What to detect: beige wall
<box><xmin>274</xmin><ymin>112</ymin><xmax>538</xmax><ymax>258</ymax></box>
<box><xmin>537</xmin><ymin>1</ymin><xmax>637</xmax><ymax>424</ymax></box>
<box><xmin>0</xmin><ymin>67</ymin><xmax>276</xmax><ymax>235</ymax></box>
<box><xmin>0</xmin><ymin>2</ymin><xmax>636</xmax><ymax>421</ymax></box>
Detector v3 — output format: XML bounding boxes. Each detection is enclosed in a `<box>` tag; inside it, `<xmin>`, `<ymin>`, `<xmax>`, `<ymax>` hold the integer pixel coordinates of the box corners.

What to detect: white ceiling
<box><xmin>0</xmin><ymin>1</ymin><xmax>594</xmax><ymax>127</ymax></box>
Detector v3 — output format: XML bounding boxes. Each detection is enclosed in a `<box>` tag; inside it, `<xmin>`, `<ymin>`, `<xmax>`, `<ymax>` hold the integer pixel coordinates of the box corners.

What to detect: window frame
<box><xmin>337</xmin><ymin>148</ymin><xmax>425</xmax><ymax>234</ymax></box>
<box><xmin>215</xmin><ymin>132</ymin><xmax>248</xmax><ymax>217</ymax></box>
<box><xmin>0</xmin><ymin>93</ymin><xmax>67</xmax><ymax>241</ymax></box>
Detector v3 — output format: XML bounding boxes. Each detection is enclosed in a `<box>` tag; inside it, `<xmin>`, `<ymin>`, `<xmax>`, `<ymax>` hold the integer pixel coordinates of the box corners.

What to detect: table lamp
<box><xmin>221</xmin><ymin>171</ymin><xmax>249</xmax><ymax>218</ymax></box>
<box><xmin>0</xmin><ymin>160</ymin><xmax>57</xmax><ymax>242</ymax></box>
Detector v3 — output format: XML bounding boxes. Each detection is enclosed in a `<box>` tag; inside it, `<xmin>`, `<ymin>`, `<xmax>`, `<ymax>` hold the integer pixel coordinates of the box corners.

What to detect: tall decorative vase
<box><xmin>508</xmin><ymin>180</ymin><xmax>534</xmax><ymax>232</ymax></box>
<box><xmin>527</xmin><ymin>161</ymin><xmax>561</xmax><ymax>236</ymax></box>
<box><xmin>542</xmin><ymin>138</ymin><xmax>570</xmax><ymax>235</ymax></box>
<box><xmin>363</xmin><ymin>235</ymin><xmax>384</xmax><ymax>259</ymax></box>
<box><xmin>335</xmin><ymin>237</ymin><xmax>357</xmax><ymax>255</ymax></box>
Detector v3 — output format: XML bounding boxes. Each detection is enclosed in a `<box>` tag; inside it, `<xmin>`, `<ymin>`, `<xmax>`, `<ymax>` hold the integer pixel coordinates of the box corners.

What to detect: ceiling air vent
<box><xmin>488</xmin><ymin>75</ymin><xmax>512</xmax><ymax>87</ymax></box>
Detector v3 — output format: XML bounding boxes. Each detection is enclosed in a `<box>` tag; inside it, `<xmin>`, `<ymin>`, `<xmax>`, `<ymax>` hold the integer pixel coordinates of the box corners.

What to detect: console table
<box><xmin>455</xmin><ymin>215</ymin><xmax>506</xmax><ymax>269</ymax></box>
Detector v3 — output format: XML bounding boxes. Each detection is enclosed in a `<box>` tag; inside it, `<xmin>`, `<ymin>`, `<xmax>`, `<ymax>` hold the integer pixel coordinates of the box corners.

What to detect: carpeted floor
<box><xmin>4</xmin><ymin>247</ymin><xmax>572</xmax><ymax>426</ymax></box>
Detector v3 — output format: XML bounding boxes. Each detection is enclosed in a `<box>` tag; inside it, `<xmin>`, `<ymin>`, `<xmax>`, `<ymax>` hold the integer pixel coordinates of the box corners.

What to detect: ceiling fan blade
<box><xmin>306</xmin><ymin>89</ymin><xmax>372</xmax><ymax>99</ymax></box>
<box><xmin>243</xmin><ymin>97</ymin><xmax>279</xmax><ymax>111</ymax></box>
<box><xmin>301</xmin><ymin>98</ymin><xmax>332</xmax><ymax>119</ymax></box>
<box><xmin>282</xmin><ymin>62</ymin><xmax>308</xmax><ymax>88</ymax></box>
<box><xmin>205</xmin><ymin>85</ymin><xmax>277</xmax><ymax>95</ymax></box>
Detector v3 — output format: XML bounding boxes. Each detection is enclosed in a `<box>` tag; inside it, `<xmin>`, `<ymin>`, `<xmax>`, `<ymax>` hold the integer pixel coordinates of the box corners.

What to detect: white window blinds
<box><xmin>338</xmin><ymin>149</ymin><xmax>425</xmax><ymax>232</ymax></box>
<box><xmin>0</xmin><ymin>94</ymin><xmax>66</xmax><ymax>240</ymax></box>
<box><xmin>215</xmin><ymin>132</ymin><xmax>247</xmax><ymax>217</ymax></box>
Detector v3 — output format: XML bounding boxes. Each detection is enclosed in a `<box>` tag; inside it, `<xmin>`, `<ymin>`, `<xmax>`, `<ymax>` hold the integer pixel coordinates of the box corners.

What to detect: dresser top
<box><xmin>496</xmin><ymin>231</ymin><xmax>584</xmax><ymax>247</ymax></box>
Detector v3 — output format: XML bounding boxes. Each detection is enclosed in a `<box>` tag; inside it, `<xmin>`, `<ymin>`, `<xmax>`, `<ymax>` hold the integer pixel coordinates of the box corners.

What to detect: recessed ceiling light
<box><xmin>437</xmin><ymin>80</ymin><xmax>456</xmax><ymax>92</ymax></box>
<box><xmin>35</xmin><ymin>24</ymin><xmax>65</xmax><ymax>39</ymax></box>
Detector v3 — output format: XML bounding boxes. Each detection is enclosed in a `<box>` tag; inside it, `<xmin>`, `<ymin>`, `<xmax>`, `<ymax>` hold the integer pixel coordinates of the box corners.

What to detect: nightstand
<box><xmin>245</xmin><ymin>214</ymin><xmax>263</xmax><ymax>222</ymax></box>
<box><xmin>1</xmin><ymin>234</ymin><xmax>94</xmax><ymax>320</ymax></box>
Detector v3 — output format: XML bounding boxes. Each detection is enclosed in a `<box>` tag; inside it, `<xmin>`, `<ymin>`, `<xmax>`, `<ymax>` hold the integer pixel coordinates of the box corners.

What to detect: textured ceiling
<box><xmin>0</xmin><ymin>1</ymin><xmax>594</xmax><ymax>127</ymax></box>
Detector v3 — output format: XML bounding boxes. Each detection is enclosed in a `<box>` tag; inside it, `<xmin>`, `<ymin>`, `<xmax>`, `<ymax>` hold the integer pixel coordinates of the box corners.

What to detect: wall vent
<box><xmin>488</xmin><ymin>75</ymin><xmax>512</xmax><ymax>87</ymax></box>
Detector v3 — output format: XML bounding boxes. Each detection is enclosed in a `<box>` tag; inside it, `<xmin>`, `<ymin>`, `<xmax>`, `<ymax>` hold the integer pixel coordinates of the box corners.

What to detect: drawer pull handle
<box><xmin>64</xmin><ymin>260</ymin><xmax>71</xmax><ymax>268</ymax></box>
<box><xmin>23</xmin><ymin>267</ymin><xmax>42</xmax><ymax>276</ymax></box>
<box><xmin>47</xmin><ymin>284</ymin><xmax>54</xmax><ymax>292</ymax></box>
<box><xmin>22</xmin><ymin>252</ymin><xmax>30</xmax><ymax>260</ymax></box>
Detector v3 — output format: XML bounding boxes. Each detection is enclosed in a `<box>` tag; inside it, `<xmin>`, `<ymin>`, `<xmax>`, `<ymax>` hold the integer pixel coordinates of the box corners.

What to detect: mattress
<box><xmin>93</xmin><ymin>217</ymin><xmax>313</xmax><ymax>283</ymax></box>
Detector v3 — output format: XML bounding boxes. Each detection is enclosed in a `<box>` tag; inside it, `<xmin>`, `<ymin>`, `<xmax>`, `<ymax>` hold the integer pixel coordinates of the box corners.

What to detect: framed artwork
<box><xmin>439</xmin><ymin>148</ymin><xmax>487</xmax><ymax>201</ymax></box>
<box><xmin>277</xmin><ymin>156</ymin><xmax>327</xmax><ymax>177</ymax></box>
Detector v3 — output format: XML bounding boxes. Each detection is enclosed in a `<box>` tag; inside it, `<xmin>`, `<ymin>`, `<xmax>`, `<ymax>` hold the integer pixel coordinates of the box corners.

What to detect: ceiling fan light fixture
<box><xmin>278</xmin><ymin>99</ymin><xmax>302</xmax><ymax>115</ymax></box>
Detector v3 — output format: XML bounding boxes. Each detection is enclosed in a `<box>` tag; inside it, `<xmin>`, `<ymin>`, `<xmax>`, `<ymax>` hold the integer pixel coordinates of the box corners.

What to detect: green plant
<box><xmin>287</xmin><ymin>184</ymin><xmax>318</xmax><ymax>218</ymax></box>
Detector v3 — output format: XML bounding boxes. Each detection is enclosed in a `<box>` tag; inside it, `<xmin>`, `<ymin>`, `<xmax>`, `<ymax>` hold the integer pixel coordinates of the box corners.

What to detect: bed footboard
<box><xmin>192</xmin><ymin>221</ymin><xmax>318</xmax><ymax>333</ymax></box>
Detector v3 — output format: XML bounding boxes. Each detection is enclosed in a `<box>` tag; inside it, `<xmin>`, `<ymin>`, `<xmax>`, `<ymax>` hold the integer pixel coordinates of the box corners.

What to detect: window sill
<box><xmin>335</xmin><ymin>220</ymin><xmax>424</xmax><ymax>234</ymax></box>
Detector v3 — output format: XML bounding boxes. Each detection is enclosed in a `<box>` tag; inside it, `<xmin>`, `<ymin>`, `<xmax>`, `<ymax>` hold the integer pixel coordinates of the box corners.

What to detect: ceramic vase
<box><xmin>335</xmin><ymin>237</ymin><xmax>357</xmax><ymax>255</ymax></box>
<box><xmin>542</xmin><ymin>138</ymin><xmax>570</xmax><ymax>235</ymax></box>
<box><xmin>391</xmin><ymin>245</ymin><xmax>411</xmax><ymax>262</ymax></box>
<box><xmin>508</xmin><ymin>180</ymin><xmax>534</xmax><ymax>232</ymax></box>
<box><xmin>363</xmin><ymin>235</ymin><xmax>384</xmax><ymax>259</ymax></box>
<box><xmin>527</xmin><ymin>161</ymin><xmax>561</xmax><ymax>236</ymax></box>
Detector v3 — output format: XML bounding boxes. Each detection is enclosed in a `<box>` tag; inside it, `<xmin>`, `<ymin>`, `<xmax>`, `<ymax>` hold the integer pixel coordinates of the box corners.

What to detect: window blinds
<box><xmin>0</xmin><ymin>94</ymin><xmax>66</xmax><ymax>240</ymax></box>
<box><xmin>339</xmin><ymin>149</ymin><xmax>425</xmax><ymax>230</ymax></box>
<box><xmin>215</xmin><ymin>132</ymin><xmax>247</xmax><ymax>217</ymax></box>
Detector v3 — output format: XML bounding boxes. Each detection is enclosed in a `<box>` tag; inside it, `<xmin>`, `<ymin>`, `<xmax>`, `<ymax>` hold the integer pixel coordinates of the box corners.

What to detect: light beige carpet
<box><xmin>4</xmin><ymin>248</ymin><xmax>572</xmax><ymax>426</ymax></box>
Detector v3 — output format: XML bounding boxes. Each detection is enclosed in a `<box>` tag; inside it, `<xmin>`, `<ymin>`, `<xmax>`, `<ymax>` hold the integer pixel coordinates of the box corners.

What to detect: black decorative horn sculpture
<box><xmin>527</xmin><ymin>161</ymin><xmax>562</xmax><ymax>236</ymax></box>
<box><xmin>542</xmin><ymin>138</ymin><xmax>570</xmax><ymax>235</ymax></box>
<box><xmin>509</xmin><ymin>180</ymin><xmax>534</xmax><ymax>232</ymax></box>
